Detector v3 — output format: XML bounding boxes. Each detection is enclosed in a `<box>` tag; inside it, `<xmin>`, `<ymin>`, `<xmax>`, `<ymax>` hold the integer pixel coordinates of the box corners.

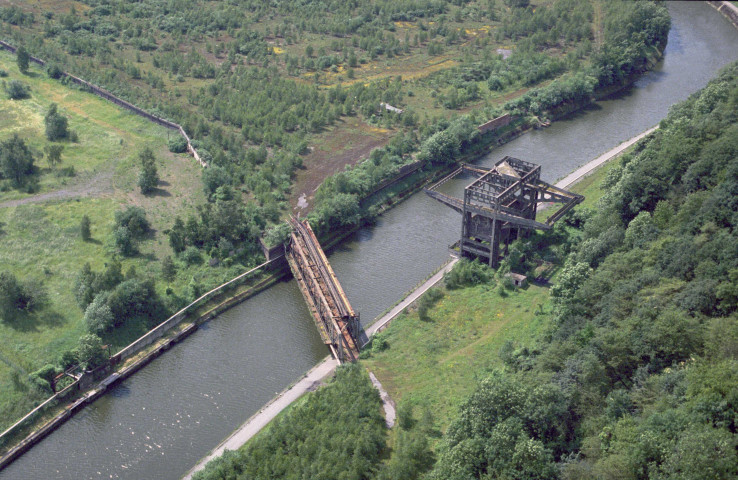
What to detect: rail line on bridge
<box><xmin>286</xmin><ymin>217</ymin><xmax>361</xmax><ymax>363</ymax></box>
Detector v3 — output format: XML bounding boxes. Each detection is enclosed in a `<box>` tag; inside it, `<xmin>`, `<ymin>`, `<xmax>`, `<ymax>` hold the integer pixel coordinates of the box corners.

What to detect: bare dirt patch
<box><xmin>289</xmin><ymin>117</ymin><xmax>393</xmax><ymax>213</ymax></box>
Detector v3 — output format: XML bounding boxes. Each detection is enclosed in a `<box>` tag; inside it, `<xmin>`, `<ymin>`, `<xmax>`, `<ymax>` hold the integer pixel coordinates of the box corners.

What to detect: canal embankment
<box><xmin>709</xmin><ymin>1</ymin><xmax>738</xmax><ymax>29</ymax></box>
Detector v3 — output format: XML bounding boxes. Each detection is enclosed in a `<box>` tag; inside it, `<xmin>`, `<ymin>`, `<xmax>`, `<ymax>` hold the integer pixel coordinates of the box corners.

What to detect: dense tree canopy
<box><xmin>193</xmin><ymin>364</ymin><xmax>386</xmax><ymax>480</ymax></box>
<box><xmin>429</xmin><ymin>60</ymin><xmax>738</xmax><ymax>480</ymax></box>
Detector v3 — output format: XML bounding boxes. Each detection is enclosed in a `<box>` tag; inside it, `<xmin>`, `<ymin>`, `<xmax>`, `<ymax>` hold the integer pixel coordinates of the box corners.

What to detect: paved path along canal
<box><xmin>2</xmin><ymin>3</ymin><xmax>738</xmax><ymax>479</ymax></box>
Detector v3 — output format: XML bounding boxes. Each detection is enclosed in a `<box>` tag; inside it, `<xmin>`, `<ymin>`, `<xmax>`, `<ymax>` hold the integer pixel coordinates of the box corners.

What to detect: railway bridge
<box><xmin>286</xmin><ymin>217</ymin><xmax>361</xmax><ymax>363</ymax></box>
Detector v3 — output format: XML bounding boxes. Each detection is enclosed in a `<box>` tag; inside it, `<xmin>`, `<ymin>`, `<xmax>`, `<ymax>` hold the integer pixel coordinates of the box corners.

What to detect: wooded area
<box><xmin>428</xmin><ymin>60</ymin><xmax>738</xmax><ymax>479</ymax></box>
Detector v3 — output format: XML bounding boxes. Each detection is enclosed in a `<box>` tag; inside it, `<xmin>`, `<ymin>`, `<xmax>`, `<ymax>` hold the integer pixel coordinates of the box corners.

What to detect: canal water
<box><xmin>3</xmin><ymin>2</ymin><xmax>737</xmax><ymax>479</ymax></box>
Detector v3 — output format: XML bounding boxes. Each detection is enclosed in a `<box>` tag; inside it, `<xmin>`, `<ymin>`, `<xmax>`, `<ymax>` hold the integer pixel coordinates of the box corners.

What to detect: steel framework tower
<box><xmin>425</xmin><ymin>157</ymin><xmax>583</xmax><ymax>267</ymax></box>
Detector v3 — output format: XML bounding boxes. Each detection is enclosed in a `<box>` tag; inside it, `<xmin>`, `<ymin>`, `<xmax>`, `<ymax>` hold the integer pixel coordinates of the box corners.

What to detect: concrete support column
<box><xmin>489</xmin><ymin>218</ymin><xmax>500</xmax><ymax>268</ymax></box>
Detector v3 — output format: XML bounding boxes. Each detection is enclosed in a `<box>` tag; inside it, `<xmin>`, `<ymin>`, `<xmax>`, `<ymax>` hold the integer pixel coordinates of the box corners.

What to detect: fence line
<box><xmin>112</xmin><ymin>258</ymin><xmax>275</xmax><ymax>362</ymax></box>
<box><xmin>0</xmin><ymin>40</ymin><xmax>206</xmax><ymax>167</ymax></box>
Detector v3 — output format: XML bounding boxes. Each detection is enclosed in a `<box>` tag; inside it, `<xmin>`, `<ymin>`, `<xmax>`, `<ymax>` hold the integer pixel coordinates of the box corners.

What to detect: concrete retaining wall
<box><xmin>477</xmin><ymin>114</ymin><xmax>512</xmax><ymax>134</ymax></box>
<box><xmin>0</xmin><ymin>40</ymin><xmax>206</xmax><ymax>167</ymax></box>
<box><xmin>361</xmin><ymin>160</ymin><xmax>423</xmax><ymax>202</ymax></box>
<box><xmin>708</xmin><ymin>1</ymin><xmax>738</xmax><ymax>29</ymax></box>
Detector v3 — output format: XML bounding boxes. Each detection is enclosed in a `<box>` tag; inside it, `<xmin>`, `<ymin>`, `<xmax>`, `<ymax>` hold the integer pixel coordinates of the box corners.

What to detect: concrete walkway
<box><xmin>554</xmin><ymin>126</ymin><xmax>658</xmax><ymax>189</ymax></box>
<box><xmin>182</xmin><ymin>357</ymin><xmax>339</xmax><ymax>480</ymax></box>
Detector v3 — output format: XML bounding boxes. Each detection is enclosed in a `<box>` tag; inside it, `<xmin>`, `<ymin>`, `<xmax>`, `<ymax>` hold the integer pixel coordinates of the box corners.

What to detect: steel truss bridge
<box><xmin>286</xmin><ymin>217</ymin><xmax>361</xmax><ymax>363</ymax></box>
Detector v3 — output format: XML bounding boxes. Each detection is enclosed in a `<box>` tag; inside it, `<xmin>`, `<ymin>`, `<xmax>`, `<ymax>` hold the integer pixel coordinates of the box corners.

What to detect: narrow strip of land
<box><xmin>555</xmin><ymin>126</ymin><xmax>658</xmax><ymax>189</ymax></box>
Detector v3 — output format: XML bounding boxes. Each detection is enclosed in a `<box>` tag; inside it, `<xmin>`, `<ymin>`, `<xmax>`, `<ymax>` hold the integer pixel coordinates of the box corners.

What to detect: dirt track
<box><xmin>0</xmin><ymin>168</ymin><xmax>115</xmax><ymax>208</ymax></box>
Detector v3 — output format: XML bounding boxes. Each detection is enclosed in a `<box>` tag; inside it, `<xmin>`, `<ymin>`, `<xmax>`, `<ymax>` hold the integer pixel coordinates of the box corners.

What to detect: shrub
<box><xmin>114</xmin><ymin>226</ymin><xmax>136</xmax><ymax>256</ymax></box>
<box><xmin>202</xmin><ymin>165</ymin><xmax>231</xmax><ymax>198</ymax></box>
<box><xmin>417</xmin><ymin>287</ymin><xmax>444</xmax><ymax>321</ymax></box>
<box><xmin>397</xmin><ymin>403</ymin><xmax>415</xmax><ymax>430</ymax></box>
<box><xmin>15</xmin><ymin>46</ymin><xmax>29</xmax><ymax>74</ymax></box>
<box><xmin>84</xmin><ymin>292</ymin><xmax>114</xmax><ymax>333</ymax></box>
<box><xmin>161</xmin><ymin>255</ymin><xmax>177</xmax><ymax>281</ymax></box>
<box><xmin>445</xmin><ymin>259</ymin><xmax>493</xmax><ymax>289</ymax></box>
<box><xmin>263</xmin><ymin>222</ymin><xmax>291</xmax><ymax>247</ymax></box>
<box><xmin>181</xmin><ymin>246</ymin><xmax>203</xmax><ymax>265</ymax></box>
<box><xmin>77</xmin><ymin>334</ymin><xmax>108</xmax><ymax>369</ymax></box>
<box><xmin>372</xmin><ymin>333</ymin><xmax>389</xmax><ymax>353</ymax></box>
<box><xmin>114</xmin><ymin>206</ymin><xmax>150</xmax><ymax>238</ymax></box>
<box><xmin>168</xmin><ymin>136</ymin><xmax>188</xmax><ymax>153</ymax></box>
<box><xmin>137</xmin><ymin>147</ymin><xmax>159</xmax><ymax>194</ymax></box>
<box><xmin>80</xmin><ymin>215</ymin><xmax>91</xmax><ymax>241</ymax></box>
<box><xmin>107</xmin><ymin>278</ymin><xmax>166</xmax><ymax>326</ymax></box>
<box><xmin>44</xmin><ymin>104</ymin><xmax>69</xmax><ymax>141</ymax></box>
<box><xmin>46</xmin><ymin>63</ymin><xmax>63</xmax><ymax>79</ymax></box>
<box><xmin>28</xmin><ymin>374</ymin><xmax>52</xmax><ymax>394</ymax></box>
<box><xmin>0</xmin><ymin>271</ymin><xmax>44</xmax><ymax>317</ymax></box>
<box><xmin>5</xmin><ymin>79</ymin><xmax>30</xmax><ymax>99</ymax></box>
<box><xmin>0</xmin><ymin>134</ymin><xmax>35</xmax><ymax>186</ymax></box>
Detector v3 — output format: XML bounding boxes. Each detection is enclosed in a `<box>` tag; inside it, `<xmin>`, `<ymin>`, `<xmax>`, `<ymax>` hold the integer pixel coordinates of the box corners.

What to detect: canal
<box><xmin>2</xmin><ymin>2</ymin><xmax>737</xmax><ymax>479</ymax></box>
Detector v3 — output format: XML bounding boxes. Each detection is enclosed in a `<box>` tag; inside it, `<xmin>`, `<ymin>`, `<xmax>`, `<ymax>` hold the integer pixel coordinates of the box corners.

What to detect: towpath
<box><xmin>554</xmin><ymin>126</ymin><xmax>658</xmax><ymax>189</ymax></box>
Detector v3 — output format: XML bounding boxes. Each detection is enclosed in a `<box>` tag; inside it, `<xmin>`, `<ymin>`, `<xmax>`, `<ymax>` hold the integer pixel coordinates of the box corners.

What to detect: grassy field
<box><xmin>0</xmin><ymin>49</ymin><xmax>221</xmax><ymax>430</ymax></box>
<box><xmin>360</xmin><ymin>152</ymin><xmax>615</xmax><ymax>434</ymax></box>
<box><xmin>362</xmin><ymin>283</ymin><xmax>551</xmax><ymax>431</ymax></box>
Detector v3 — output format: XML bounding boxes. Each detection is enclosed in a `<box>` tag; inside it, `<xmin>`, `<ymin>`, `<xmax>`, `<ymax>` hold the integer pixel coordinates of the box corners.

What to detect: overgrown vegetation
<box><xmin>0</xmin><ymin>0</ymin><xmax>671</xmax><ymax>444</ymax></box>
<box><xmin>367</xmin><ymin>61</ymin><xmax>738</xmax><ymax>479</ymax></box>
<box><xmin>0</xmin><ymin>0</ymin><xmax>668</xmax><ymax>241</ymax></box>
<box><xmin>193</xmin><ymin>364</ymin><xmax>387</xmax><ymax>480</ymax></box>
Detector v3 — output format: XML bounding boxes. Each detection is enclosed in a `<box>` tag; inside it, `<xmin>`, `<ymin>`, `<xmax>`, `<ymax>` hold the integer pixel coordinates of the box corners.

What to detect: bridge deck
<box><xmin>286</xmin><ymin>217</ymin><xmax>360</xmax><ymax>363</ymax></box>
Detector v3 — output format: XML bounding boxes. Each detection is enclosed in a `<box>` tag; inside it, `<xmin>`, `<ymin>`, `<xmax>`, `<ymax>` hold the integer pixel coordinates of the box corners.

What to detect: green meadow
<box><xmin>0</xmin><ymin>49</ymin><xmax>214</xmax><ymax>430</ymax></box>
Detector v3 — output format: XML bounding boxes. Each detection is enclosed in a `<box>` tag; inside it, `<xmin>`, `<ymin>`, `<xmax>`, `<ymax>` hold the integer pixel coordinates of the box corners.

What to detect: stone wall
<box><xmin>477</xmin><ymin>114</ymin><xmax>512</xmax><ymax>134</ymax></box>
